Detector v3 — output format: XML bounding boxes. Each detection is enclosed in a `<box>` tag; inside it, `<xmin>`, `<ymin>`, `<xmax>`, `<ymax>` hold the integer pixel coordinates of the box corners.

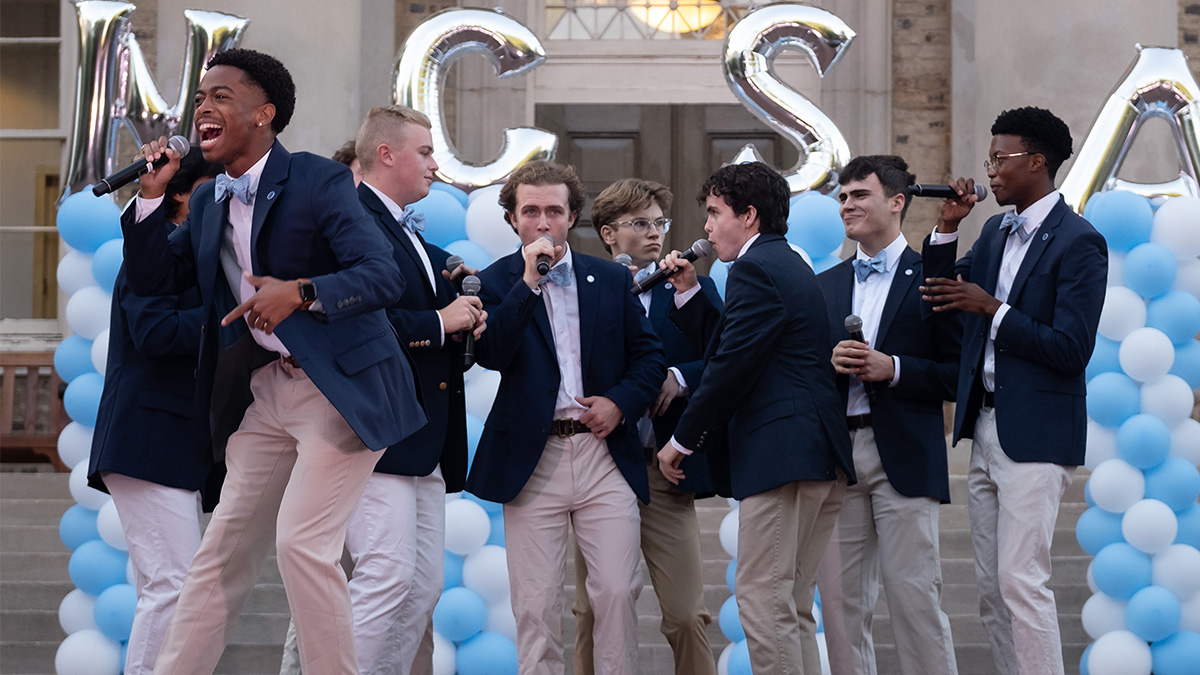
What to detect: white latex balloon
<box><xmin>443</xmin><ymin>498</ymin><xmax>491</xmax><ymax>556</ymax></box>
<box><xmin>1152</xmin><ymin>196</ymin><xmax>1200</xmax><ymax>260</ymax></box>
<box><xmin>54</xmin><ymin>628</ymin><xmax>122</xmax><ymax>675</ymax></box>
<box><xmin>1099</xmin><ymin>286</ymin><xmax>1147</xmax><ymax>341</ymax></box>
<box><xmin>1152</xmin><ymin>544</ymin><xmax>1200</xmax><ymax>600</ymax></box>
<box><xmin>1107</xmin><ymin>253</ymin><xmax>1125</xmax><ymax>288</ymax></box>
<box><xmin>57</xmin><ymin>250</ymin><xmax>98</xmax><ymax>296</ymax></box>
<box><xmin>1087</xmin><ymin>560</ymin><xmax>1099</xmax><ymax>593</ymax></box>
<box><xmin>56</xmin><ymin>422</ymin><xmax>94</xmax><ymax>470</ymax></box>
<box><xmin>1086</xmin><ymin>629</ymin><xmax>1152</xmax><ymax>675</ymax></box>
<box><xmin>818</xmin><ymin>633</ymin><xmax>832</xmax><ymax>675</ymax></box>
<box><xmin>432</xmin><ymin>631</ymin><xmax>456</xmax><ymax>675</ymax></box>
<box><xmin>463</xmin><ymin>545</ymin><xmax>510</xmax><ymax>604</ymax></box>
<box><xmin>65</xmin><ymin>286</ymin><xmax>112</xmax><ymax>340</ymax></box>
<box><xmin>90</xmin><ymin>329</ymin><xmax>109</xmax><ymax>375</ymax></box>
<box><xmin>1141</xmin><ymin>375</ymin><xmax>1197</xmax><ymax>428</ymax></box>
<box><xmin>485</xmin><ymin>598</ymin><xmax>518</xmax><ymax>642</ymax></box>
<box><xmin>1081</xmin><ymin>591</ymin><xmax>1128</xmax><ymax>639</ymax></box>
<box><xmin>1089</xmin><ymin>459</ymin><xmax>1146</xmax><ymax>513</ymax></box>
<box><xmin>1122</xmin><ymin>499</ymin><xmax>1178</xmax><ymax>554</ymax></box>
<box><xmin>58</xmin><ymin>588</ymin><xmax>98</xmax><ymax>634</ymax></box>
<box><xmin>68</xmin><ymin>460</ymin><xmax>111</xmax><ymax>510</ymax></box>
<box><xmin>96</xmin><ymin>500</ymin><xmax>126</xmax><ymax>551</ymax></box>
<box><xmin>1174</xmin><ymin>259</ymin><xmax>1200</xmax><ymax>299</ymax></box>
<box><xmin>1181</xmin><ymin>589</ymin><xmax>1200</xmax><ymax>632</ymax></box>
<box><xmin>464</xmin><ymin>184</ymin><xmax>520</xmax><ymax>261</ymax></box>
<box><xmin>719</xmin><ymin>508</ymin><xmax>739</xmax><ymax>558</ymax></box>
<box><xmin>1171</xmin><ymin>419</ymin><xmax>1200</xmax><ymax>465</ymax></box>
<box><xmin>464</xmin><ymin>368</ymin><xmax>501</xmax><ymax>421</ymax></box>
<box><xmin>1084</xmin><ymin>420</ymin><xmax>1120</xmax><ymax>471</ymax></box>
<box><xmin>126</xmin><ymin>556</ymin><xmax>136</xmax><ymax>586</ymax></box>
<box><xmin>717</xmin><ymin>642</ymin><xmax>735</xmax><ymax>675</ymax></box>
<box><xmin>1119</xmin><ymin>327</ymin><xmax>1175</xmax><ymax>382</ymax></box>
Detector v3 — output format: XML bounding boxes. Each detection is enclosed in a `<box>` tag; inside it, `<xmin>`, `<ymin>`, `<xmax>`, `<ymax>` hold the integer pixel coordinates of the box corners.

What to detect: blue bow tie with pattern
<box><xmin>634</xmin><ymin>266</ymin><xmax>653</xmax><ymax>284</ymax></box>
<box><xmin>398</xmin><ymin>206</ymin><xmax>425</xmax><ymax>234</ymax></box>
<box><xmin>1000</xmin><ymin>211</ymin><xmax>1032</xmax><ymax>243</ymax></box>
<box><xmin>539</xmin><ymin>262</ymin><xmax>573</xmax><ymax>288</ymax></box>
<box><xmin>852</xmin><ymin>251</ymin><xmax>888</xmax><ymax>282</ymax></box>
<box><xmin>214</xmin><ymin>173</ymin><xmax>253</xmax><ymax>205</ymax></box>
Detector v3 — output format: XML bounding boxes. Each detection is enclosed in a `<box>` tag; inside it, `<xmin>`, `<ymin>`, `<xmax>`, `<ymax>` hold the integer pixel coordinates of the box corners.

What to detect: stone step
<box><xmin>0</xmin><ymin>472</ymin><xmax>70</xmax><ymax>500</ymax></box>
<box><xmin>0</xmin><ymin>552</ymin><xmax>70</xmax><ymax>581</ymax></box>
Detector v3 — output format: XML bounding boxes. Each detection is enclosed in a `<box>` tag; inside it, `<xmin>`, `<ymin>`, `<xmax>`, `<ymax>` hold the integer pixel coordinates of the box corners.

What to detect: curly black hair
<box><xmin>840</xmin><ymin>154</ymin><xmax>916</xmax><ymax>221</ymax></box>
<box><xmin>697</xmin><ymin>162</ymin><xmax>790</xmax><ymax>235</ymax></box>
<box><xmin>165</xmin><ymin>151</ymin><xmax>222</xmax><ymax>222</ymax></box>
<box><xmin>991</xmin><ymin>107</ymin><xmax>1073</xmax><ymax>179</ymax></box>
<box><xmin>206</xmin><ymin>49</ymin><xmax>295</xmax><ymax>134</ymax></box>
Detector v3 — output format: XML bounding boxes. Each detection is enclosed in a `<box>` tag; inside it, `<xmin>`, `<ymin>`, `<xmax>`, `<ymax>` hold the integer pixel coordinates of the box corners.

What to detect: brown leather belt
<box><xmin>846</xmin><ymin>413</ymin><xmax>872</xmax><ymax>430</ymax></box>
<box><xmin>550</xmin><ymin>418</ymin><xmax>589</xmax><ymax>437</ymax></box>
<box><xmin>281</xmin><ymin>355</ymin><xmax>301</xmax><ymax>369</ymax></box>
<box><xmin>983</xmin><ymin>390</ymin><xmax>995</xmax><ymax>408</ymax></box>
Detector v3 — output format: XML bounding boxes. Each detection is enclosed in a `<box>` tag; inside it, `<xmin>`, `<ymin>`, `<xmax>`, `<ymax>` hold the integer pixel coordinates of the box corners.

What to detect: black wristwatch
<box><xmin>298</xmin><ymin>280</ymin><xmax>317</xmax><ymax>305</ymax></box>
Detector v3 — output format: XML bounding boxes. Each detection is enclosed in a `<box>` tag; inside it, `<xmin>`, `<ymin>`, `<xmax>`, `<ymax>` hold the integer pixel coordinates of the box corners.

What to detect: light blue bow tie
<box><xmin>398</xmin><ymin>206</ymin><xmax>425</xmax><ymax>234</ymax></box>
<box><xmin>1000</xmin><ymin>211</ymin><xmax>1032</xmax><ymax>243</ymax></box>
<box><xmin>539</xmin><ymin>262</ymin><xmax>573</xmax><ymax>288</ymax></box>
<box><xmin>634</xmin><ymin>266</ymin><xmax>653</xmax><ymax>284</ymax></box>
<box><xmin>214</xmin><ymin>173</ymin><xmax>253</xmax><ymax>205</ymax></box>
<box><xmin>852</xmin><ymin>251</ymin><xmax>888</xmax><ymax>283</ymax></box>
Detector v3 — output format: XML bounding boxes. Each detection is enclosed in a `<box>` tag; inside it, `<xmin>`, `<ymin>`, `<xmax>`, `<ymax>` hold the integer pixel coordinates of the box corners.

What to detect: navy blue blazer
<box><xmin>818</xmin><ymin>246</ymin><xmax>961</xmax><ymax>502</ymax></box>
<box><xmin>645</xmin><ymin>278</ymin><xmax>720</xmax><ymax>496</ymax></box>
<box><xmin>120</xmin><ymin>141</ymin><xmax>427</xmax><ymax>460</ymax></box>
<box><xmin>465</xmin><ymin>249</ymin><xmax>666</xmax><ymax>504</ymax></box>
<box><xmin>670</xmin><ymin>234</ymin><xmax>854</xmax><ymax>500</ymax></box>
<box><xmin>359</xmin><ymin>183</ymin><xmax>467</xmax><ymax>492</ymax></box>
<box><xmin>922</xmin><ymin>195</ymin><xmax>1107</xmax><ymax>466</ymax></box>
<box><xmin>88</xmin><ymin>263</ymin><xmax>223</xmax><ymax>510</ymax></box>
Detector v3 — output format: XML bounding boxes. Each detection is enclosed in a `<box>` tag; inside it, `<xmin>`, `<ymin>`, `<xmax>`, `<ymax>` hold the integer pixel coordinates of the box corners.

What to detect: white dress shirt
<box><xmin>929</xmin><ymin>190</ymin><xmax>1060</xmax><ymax>391</ymax></box>
<box><xmin>633</xmin><ymin>262</ymin><xmax>687</xmax><ymax>448</ymax></box>
<box><xmin>526</xmin><ymin>245</ymin><xmax>588</xmax><ymax>419</ymax></box>
<box><xmin>846</xmin><ymin>234</ymin><xmax>907</xmax><ymax>416</ymax></box>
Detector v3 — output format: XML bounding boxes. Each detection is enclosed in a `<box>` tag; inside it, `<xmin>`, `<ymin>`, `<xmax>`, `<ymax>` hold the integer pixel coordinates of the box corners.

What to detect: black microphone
<box><xmin>535</xmin><ymin>234</ymin><xmax>553</xmax><ymax>276</ymax></box>
<box><xmin>908</xmin><ymin>183</ymin><xmax>988</xmax><ymax>200</ymax></box>
<box><xmin>844</xmin><ymin>314</ymin><xmax>878</xmax><ymax>405</ymax></box>
<box><xmin>460</xmin><ymin>275</ymin><xmax>481</xmax><ymax>369</ymax></box>
<box><xmin>633</xmin><ymin>239</ymin><xmax>712</xmax><ymax>295</ymax></box>
<box><xmin>92</xmin><ymin>135</ymin><xmax>190</xmax><ymax>196</ymax></box>
<box><xmin>445</xmin><ymin>254</ymin><xmax>464</xmax><ymax>292</ymax></box>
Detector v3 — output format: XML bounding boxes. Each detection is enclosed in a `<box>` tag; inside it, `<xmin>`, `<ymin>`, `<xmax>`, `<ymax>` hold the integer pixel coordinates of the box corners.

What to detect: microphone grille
<box><xmin>844</xmin><ymin>314</ymin><xmax>863</xmax><ymax>333</ymax></box>
<box><xmin>973</xmin><ymin>183</ymin><xmax>989</xmax><ymax>200</ymax></box>
<box><xmin>691</xmin><ymin>239</ymin><xmax>712</xmax><ymax>258</ymax></box>
<box><xmin>168</xmin><ymin>135</ymin><xmax>191</xmax><ymax>156</ymax></box>
<box><xmin>614</xmin><ymin>253</ymin><xmax>633</xmax><ymax>267</ymax></box>
<box><xmin>461</xmin><ymin>275</ymin><xmax>482</xmax><ymax>295</ymax></box>
<box><xmin>446</xmin><ymin>254</ymin><xmax>464</xmax><ymax>273</ymax></box>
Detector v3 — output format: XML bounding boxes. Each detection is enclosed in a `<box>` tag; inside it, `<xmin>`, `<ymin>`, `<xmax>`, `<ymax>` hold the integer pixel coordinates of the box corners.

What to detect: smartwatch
<box><xmin>298</xmin><ymin>280</ymin><xmax>317</xmax><ymax>305</ymax></box>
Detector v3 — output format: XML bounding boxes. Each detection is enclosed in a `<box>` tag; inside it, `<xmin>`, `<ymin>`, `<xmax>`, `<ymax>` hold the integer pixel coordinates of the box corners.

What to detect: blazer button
<box><xmin>439</xmin><ymin>382</ymin><xmax>447</xmax><ymax>390</ymax></box>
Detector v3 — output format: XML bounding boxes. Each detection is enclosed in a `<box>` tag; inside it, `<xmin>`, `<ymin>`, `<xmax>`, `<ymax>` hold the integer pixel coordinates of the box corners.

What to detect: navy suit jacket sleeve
<box><xmin>121</xmin><ymin>200</ymin><xmax>200</xmax><ymax>297</ymax></box>
<box><xmin>668</xmin><ymin>283</ymin><xmax>724</xmax><ymax>358</ymax></box>
<box><xmin>124</xmin><ymin>290</ymin><xmax>205</xmax><ymax>359</ymax></box>
<box><xmin>607</xmin><ymin>272</ymin><xmax>668</xmax><ymax>422</ymax></box>
<box><xmin>474</xmin><ymin>276</ymin><xmax>541</xmax><ymax>373</ymax></box>
<box><xmin>670</xmin><ymin>277</ymin><xmax>723</xmax><ymax>390</ymax></box>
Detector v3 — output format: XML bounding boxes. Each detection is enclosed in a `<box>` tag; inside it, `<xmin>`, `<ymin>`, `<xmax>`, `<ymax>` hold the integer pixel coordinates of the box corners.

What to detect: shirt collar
<box><xmin>736</xmin><ymin>233</ymin><xmax>761</xmax><ymax>260</ymax></box>
<box><xmin>362</xmin><ymin>180</ymin><xmax>409</xmax><ymax>225</ymax></box>
<box><xmin>225</xmin><ymin>148</ymin><xmax>271</xmax><ymax>200</ymax></box>
<box><xmin>855</xmin><ymin>232</ymin><xmax>908</xmax><ymax>272</ymax></box>
<box><xmin>1014</xmin><ymin>190</ymin><xmax>1060</xmax><ymax>231</ymax></box>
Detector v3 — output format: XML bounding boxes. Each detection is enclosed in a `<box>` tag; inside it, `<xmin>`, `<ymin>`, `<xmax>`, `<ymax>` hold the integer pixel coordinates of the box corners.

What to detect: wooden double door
<box><xmin>536</xmin><ymin>104</ymin><xmax>798</xmax><ymax>271</ymax></box>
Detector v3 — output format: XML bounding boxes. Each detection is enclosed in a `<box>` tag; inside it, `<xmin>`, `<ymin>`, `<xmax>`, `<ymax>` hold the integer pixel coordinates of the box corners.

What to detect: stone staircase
<box><xmin>1</xmin><ymin>442</ymin><xmax>1091</xmax><ymax>675</ymax></box>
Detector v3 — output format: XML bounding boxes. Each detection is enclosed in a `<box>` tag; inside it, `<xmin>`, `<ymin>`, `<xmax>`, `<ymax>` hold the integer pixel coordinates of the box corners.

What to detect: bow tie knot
<box><xmin>539</xmin><ymin>262</ymin><xmax>573</xmax><ymax>288</ymax></box>
<box><xmin>214</xmin><ymin>173</ymin><xmax>253</xmax><ymax>205</ymax></box>
<box><xmin>1000</xmin><ymin>211</ymin><xmax>1032</xmax><ymax>243</ymax></box>
<box><xmin>398</xmin><ymin>206</ymin><xmax>425</xmax><ymax>234</ymax></box>
<box><xmin>852</xmin><ymin>251</ymin><xmax>888</xmax><ymax>283</ymax></box>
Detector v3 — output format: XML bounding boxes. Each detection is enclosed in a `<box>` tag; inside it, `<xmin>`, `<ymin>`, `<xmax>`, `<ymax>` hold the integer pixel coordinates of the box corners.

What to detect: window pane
<box><xmin>1</xmin><ymin>0</ymin><xmax>60</xmax><ymax>38</ymax></box>
<box><xmin>0</xmin><ymin>43</ymin><xmax>60</xmax><ymax>128</ymax></box>
<box><xmin>1</xmin><ymin>139</ymin><xmax>63</xmax><ymax>320</ymax></box>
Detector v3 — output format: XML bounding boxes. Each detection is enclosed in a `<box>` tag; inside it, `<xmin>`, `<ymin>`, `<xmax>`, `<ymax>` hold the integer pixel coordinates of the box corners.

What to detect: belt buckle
<box><xmin>560</xmin><ymin>419</ymin><xmax>576</xmax><ymax>437</ymax></box>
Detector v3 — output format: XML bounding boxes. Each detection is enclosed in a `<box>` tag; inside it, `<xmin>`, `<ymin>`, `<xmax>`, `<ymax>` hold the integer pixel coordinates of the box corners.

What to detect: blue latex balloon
<box><xmin>431</xmin><ymin>181</ymin><xmax>470</xmax><ymax>208</ymax></box>
<box><xmin>786</xmin><ymin>194</ymin><xmax>844</xmax><ymax>257</ymax></box>
<box><xmin>59</xmin><ymin>504</ymin><xmax>100</xmax><ymax>551</ymax></box>
<box><xmin>708</xmin><ymin>261</ymin><xmax>729</xmax><ymax>298</ymax></box>
<box><xmin>94</xmin><ymin>583</ymin><xmax>137</xmax><ymax>642</ymax></box>
<box><xmin>1086</xmin><ymin>372</ymin><xmax>1141</xmax><ymax>427</ymax></box>
<box><xmin>1086</xmin><ymin>336</ymin><xmax>1122</xmax><ymax>381</ymax></box>
<box><xmin>411</xmin><ymin>191</ymin><xmax>468</xmax><ymax>248</ymax></box>
<box><xmin>727</xmin><ymin>639</ymin><xmax>752</xmax><ymax>675</ymax></box>
<box><xmin>456</xmin><ymin>632</ymin><xmax>518</xmax><ymax>675</ymax></box>
<box><xmin>1075</xmin><ymin>506</ymin><xmax>1125</xmax><ymax>556</ymax></box>
<box><xmin>444</xmin><ymin>239</ymin><xmax>493</xmax><ymax>272</ymax></box>
<box><xmin>1169</xmin><ymin>340</ymin><xmax>1200</xmax><ymax>390</ymax></box>
<box><xmin>1089</xmin><ymin>190</ymin><xmax>1154</xmax><ymax>253</ymax></box>
<box><xmin>1085</xmin><ymin>481</ymin><xmax>1096</xmax><ymax>507</ymax></box>
<box><xmin>725</xmin><ymin>558</ymin><xmax>737</xmax><ymax>593</ymax></box>
<box><xmin>432</xmin><ymin>586</ymin><xmax>487</xmax><ymax>642</ymax></box>
<box><xmin>57</xmin><ymin>190</ymin><xmax>122</xmax><ymax>254</ymax></box>
<box><xmin>1147</xmin><ymin>291</ymin><xmax>1200</xmax><ymax>345</ymax></box>
<box><xmin>68</xmin><ymin>540</ymin><xmax>128</xmax><ymax>595</ymax></box>
<box><xmin>718</xmin><ymin>595</ymin><xmax>744</xmax><ymax>642</ymax></box>
<box><xmin>1126</xmin><ymin>585</ymin><xmax>1181</xmax><ymax>642</ymax></box>
<box><xmin>1173</xmin><ymin>505</ymin><xmax>1200</xmax><ymax>549</ymax></box>
<box><xmin>465</xmin><ymin>413</ymin><xmax>484</xmax><ymax>470</ymax></box>
<box><xmin>1092</xmin><ymin>542</ymin><xmax>1152</xmax><ymax>600</ymax></box>
<box><xmin>486</xmin><ymin>512</ymin><xmax>505</xmax><ymax>547</ymax></box>
<box><xmin>443</xmin><ymin>552</ymin><xmax>464</xmax><ymax>590</ymax></box>
<box><xmin>1124</xmin><ymin>242</ymin><xmax>1178</xmax><ymax>299</ymax></box>
<box><xmin>812</xmin><ymin>254</ymin><xmax>843</xmax><ymax>274</ymax></box>
<box><xmin>1145</xmin><ymin>458</ymin><xmax>1200</xmax><ymax>512</ymax></box>
<box><xmin>54</xmin><ymin>335</ymin><xmax>97</xmax><ymax>383</ymax></box>
<box><xmin>91</xmin><ymin>241</ymin><xmax>124</xmax><ymax>291</ymax></box>
<box><xmin>1080</xmin><ymin>643</ymin><xmax>1092</xmax><ymax>675</ymax></box>
<box><xmin>1151</xmin><ymin>630</ymin><xmax>1200</xmax><ymax>675</ymax></box>
<box><xmin>63</xmin><ymin>372</ymin><xmax>105</xmax><ymax>427</ymax></box>
<box><xmin>1116</xmin><ymin>414</ymin><xmax>1172</xmax><ymax>470</ymax></box>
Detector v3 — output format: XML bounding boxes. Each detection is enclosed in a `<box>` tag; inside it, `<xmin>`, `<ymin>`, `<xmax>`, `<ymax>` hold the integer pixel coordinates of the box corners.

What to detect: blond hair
<box><xmin>355</xmin><ymin>105</ymin><xmax>432</xmax><ymax>172</ymax></box>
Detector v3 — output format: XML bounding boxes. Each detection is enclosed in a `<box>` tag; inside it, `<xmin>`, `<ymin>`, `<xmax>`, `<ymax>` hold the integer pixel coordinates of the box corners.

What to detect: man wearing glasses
<box><xmin>920</xmin><ymin>107</ymin><xmax>1107</xmax><ymax>674</ymax></box>
<box><xmin>572</xmin><ymin>178</ymin><xmax>722</xmax><ymax>675</ymax></box>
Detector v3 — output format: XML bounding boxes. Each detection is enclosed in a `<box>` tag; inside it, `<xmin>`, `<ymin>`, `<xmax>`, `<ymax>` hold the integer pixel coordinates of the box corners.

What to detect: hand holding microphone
<box><xmin>637</xmin><ymin>239</ymin><xmax>712</xmax><ymax>294</ymax></box>
<box><xmin>930</xmin><ymin>177</ymin><xmax>985</xmax><ymax>233</ymax></box>
<box><xmin>96</xmin><ymin>135</ymin><xmax>190</xmax><ymax>198</ymax></box>
<box><xmin>833</xmin><ymin>314</ymin><xmax>898</xmax><ymax>405</ymax></box>
<box><xmin>523</xmin><ymin>234</ymin><xmax>561</xmax><ymax>290</ymax></box>
<box><xmin>459</xmin><ymin>275</ymin><xmax>483</xmax><ymax>368</ymax></box>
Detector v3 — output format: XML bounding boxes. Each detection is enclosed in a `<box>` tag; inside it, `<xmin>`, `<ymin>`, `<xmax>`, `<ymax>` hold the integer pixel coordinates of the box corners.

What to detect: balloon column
<box><xmin>52</xmin><ymin>189</ymin><xmax>137</xmax><ymax>675</ymax></box>
<box><xmin>1078</xmin><ymin>190</ymin><xmax>1200</xmax><ymax>675</ymax></box>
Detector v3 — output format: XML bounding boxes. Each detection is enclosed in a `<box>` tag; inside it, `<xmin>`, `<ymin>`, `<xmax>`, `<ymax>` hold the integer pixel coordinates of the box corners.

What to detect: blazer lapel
<box><xmin>359</xmin><ymin>184</ymin><xmax>436</xmax><ymax>298</ymax></box>
<box><xmin>876</xmin><ymin>247</ymin><xmax>921</xmax><ymax>346</ymax></box>
<box><xmin>198</xmin><ymin>199</ymin><xmax>226</xmax><ymax>306</ymax></box>
<box><xmin>509</xmin><ymin>253</ymin><xmax>555</xmax><ymax>354</ymax></box>
<box><xmin>574</xmin><ymin>255</ymin><xmax>598</xmax><ymax>376</ymax></box>
<box><xmin>982</xmin><ymin>220</ymin><xmax>1007</xmax><ymax>294</ymax></box>
<box><xmin>831</xmin><ymin>258</ymin><xmax>855</xmax><ymax>337</ymax></box>
<box><xmin>1006</xmin><ymin>198</ymin><xmax>1064</xmax><ymax>304</ymax></box>
<box><xmin>249</xmin><ymin>142</ymin><xmax>289</xmax><ymax>273</ymax></box>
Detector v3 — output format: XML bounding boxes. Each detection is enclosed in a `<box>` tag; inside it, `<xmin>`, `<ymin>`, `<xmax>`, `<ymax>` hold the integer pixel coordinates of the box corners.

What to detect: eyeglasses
<box><xmin>983</xmin><ymin>151</ymin><xmax>1030</xmax><ymax>174</ymax></box>
<box><xmin>613</xmin><ymin>217</ymin><xmax>672</xmax><ymax>234</ymax></box>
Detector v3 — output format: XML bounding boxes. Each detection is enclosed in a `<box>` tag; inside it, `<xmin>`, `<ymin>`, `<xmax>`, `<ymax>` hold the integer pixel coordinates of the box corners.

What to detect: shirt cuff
<box><xmin>888</xmin><ymin>356</ymin><xmax>901</xmax><ymax>387</ymax></box>
<box><xmin>928</xmin><ymin>229</ymin><xmax>959</xmax><ymax>245</ymax></box>
<box><xmin>436</xmin><ymin>310</ymin><xmax>446</xmax><ymax>347</ymax></box>
<box><xmin>990</xmin><ymin>303</ymin><xmax>1012</xmax><ymax>340</ymax></box>
<box><xmin>674</xmin><ymin>284</ymin><xmax>701</xmax><ymax>308</ymax></box>
<box><xmin>668</xmin><ymin>367</ymin><xmax>688</xmax><ymax>396</ymax></box>
<box><xmin>668</xmin><ymin>435</ymin><xmax>694</xmax><ymax>456</ymax></box>
<box><xmin>134</xmin><ymin>194</ymin><xmax>164</xmax><ymax>222</ymax></box>
<box><xmin>308</xmin><ymin>299</ymin><xmax>325</xmax><ymax>313</ymax></box>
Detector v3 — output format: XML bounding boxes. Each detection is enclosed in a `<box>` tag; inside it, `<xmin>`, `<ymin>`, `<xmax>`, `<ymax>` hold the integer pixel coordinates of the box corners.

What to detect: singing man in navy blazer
<box><xmin>121</xmin><ymin>50</ymin><xmax>424</xmax><ymax>675</ymax></box>
<box><xmin>467</xmin><ymin>161</ymin><xmax>665</xmax><ymax>675</ymax></box>
<box><xmin>921</xmin><ymin>107</ymin><xmax>1107</xmax><ymax>675</ymax></box>
<box><xmin>813</xmin><ymin>155</ymin><xmax>961</xmax><ymax>675</ymax></box>
<box><xmin>658</xmin><ymin>162</ymin><xmax>854</xmax><ymax>675</ymax></box>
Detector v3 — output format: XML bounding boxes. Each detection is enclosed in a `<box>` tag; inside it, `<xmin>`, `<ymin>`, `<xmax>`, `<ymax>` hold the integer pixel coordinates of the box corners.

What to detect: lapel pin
<box><xmin>905</xmin><ymin>269</ymin><xmax>913</xmax><ymax>276</ymax></box>
<box><xmin>267</xmin><ymin>191</ymin><xmax>276</xmax><ymax>200</ymax></box>
<box><xmin>1042</xmin><ymin>233</ymin><xmax>1049</xmax><ymax>241</ymax></box>
<box><xmin>586</xmin><ymin>274</ymin><xmax>595</xmax><ymax>283</ymax></box>
<box><xmin>665</xmin><ymin>282</ymin><xmax>673</xmax><ymax>289</ymax></box>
